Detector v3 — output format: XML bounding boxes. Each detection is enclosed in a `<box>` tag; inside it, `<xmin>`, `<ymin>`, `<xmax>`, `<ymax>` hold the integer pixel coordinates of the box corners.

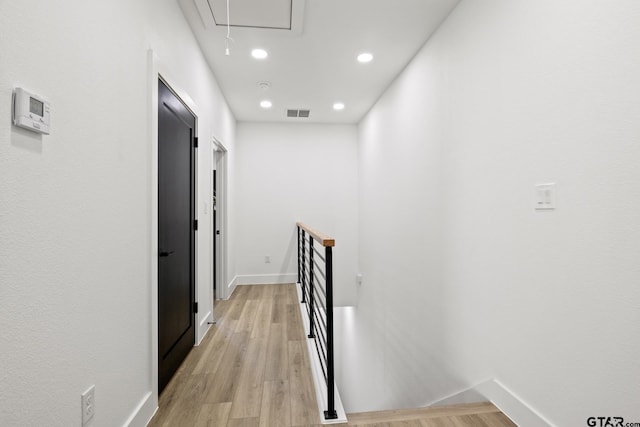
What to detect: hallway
<box><xmin>3</xmin><ymin>1</ymin><xmax>640</xmax><ymax>424</ymax></box>
<box><xmin>148</xmin><ymin>284</ymin><xmax>321</xmax><ymax>426</ymax></box>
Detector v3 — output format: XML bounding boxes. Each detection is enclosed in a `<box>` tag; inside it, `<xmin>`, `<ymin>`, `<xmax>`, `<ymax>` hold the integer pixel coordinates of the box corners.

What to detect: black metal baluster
<box><xmin>308</xmin><ymin>236</ymin><xmax>315</xmax><ymax>339</ymax></box>
<box><xmin>301</xmin><ymin>230</ymin><xmax>306</xmax><ymax>303</ymax></box>
<box><xmin>297</xmin><ymin>226</ymin><xmax>301</xmax><ymax>286</ymax></box>
<box><xmin>324</xmin><ymin>245</ymin><xmax>337</xmax><ymax>419</ymax></box>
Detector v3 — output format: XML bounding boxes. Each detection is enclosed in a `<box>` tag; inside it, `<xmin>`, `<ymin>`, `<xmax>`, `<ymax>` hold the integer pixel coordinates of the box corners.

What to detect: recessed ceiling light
<box><xmin>333</xmin><ymin>102</ymin><xmax>345</xmax><ymax>111</ymax></box>
<box><xmin>251</xmin><ymin>49</ymin><xmax>268</xmax><ymax>59</ymax></box>
<box><xmin>260</xmin><ymin>100</ymin><xmax>273</xmax><ymax>109</ymax></box>
<box><xmin>357</xmin><ymin>52</ymin><xmax>373</xmax><ymax>63</ymax></box>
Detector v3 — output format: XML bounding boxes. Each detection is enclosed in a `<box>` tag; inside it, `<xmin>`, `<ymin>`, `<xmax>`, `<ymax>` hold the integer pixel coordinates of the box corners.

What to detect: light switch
<box><xmin>535</xmin><ymin>183</ymin><xmax>556</xmax><ymax>210</ymax></box>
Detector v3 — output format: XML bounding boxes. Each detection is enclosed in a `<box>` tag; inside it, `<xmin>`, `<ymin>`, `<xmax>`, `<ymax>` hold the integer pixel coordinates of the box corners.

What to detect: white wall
<box><xmin>0</xmin><ymin>0</ymin><xmax>235</xmax><ymax>425</ymax></box>
<box><xmin>349</xmin><ymin>0</ymin><xmax>640</xmax><ymax>424</ymax></box>
<box><xmin>235</xmin><ymin>123</ymin><xmax>358</xmax><ymax>306</ymax></box>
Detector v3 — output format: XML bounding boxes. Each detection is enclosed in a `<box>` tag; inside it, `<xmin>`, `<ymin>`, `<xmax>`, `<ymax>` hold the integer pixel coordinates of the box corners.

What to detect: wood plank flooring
<box><xmin>148</xmin><ymin>284</ymin><xmax>516</xmax><ymax>427</ymax></box>
<box><xmin>148</xmin><ymin>284</ymin><xmax>321</xmax><ymax>427</ymax></box>
<box><xmin>346</xmin><ymin>402</ymin><xmax>516</xmax><ymax>426</ymax></box>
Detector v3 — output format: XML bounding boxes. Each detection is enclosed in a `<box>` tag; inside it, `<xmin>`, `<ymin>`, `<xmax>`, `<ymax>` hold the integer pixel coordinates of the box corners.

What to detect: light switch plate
<box><xmin>81</xmin><ymin>385</ymin><xmax>95</xmax><ymax>425</ymax></box>
<box><xmin>535</xmin><ymin>183</ymin><xmax>556</xmax><ymax>210</ymax></box>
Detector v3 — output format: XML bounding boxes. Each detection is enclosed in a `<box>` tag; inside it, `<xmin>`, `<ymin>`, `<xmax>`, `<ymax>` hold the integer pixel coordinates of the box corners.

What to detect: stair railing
<box><xmin>296</xmin><ymin>222</ymin><xmax>337</xmax><ymax>420</ymax></box>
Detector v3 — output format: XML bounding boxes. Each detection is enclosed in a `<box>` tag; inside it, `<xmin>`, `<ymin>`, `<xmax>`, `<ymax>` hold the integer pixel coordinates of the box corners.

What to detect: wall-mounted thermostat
<box><xmin>13</xmin><ymin>87</ymin><xmax>50</xmax><ymax>135</ymax></box>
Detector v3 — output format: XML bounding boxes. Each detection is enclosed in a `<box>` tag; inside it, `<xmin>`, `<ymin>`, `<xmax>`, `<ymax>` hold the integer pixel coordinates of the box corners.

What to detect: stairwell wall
<box><xmin>350</xmin><ymin>0</ymin><xmax>640</xmax><ymax>424</ymax></box>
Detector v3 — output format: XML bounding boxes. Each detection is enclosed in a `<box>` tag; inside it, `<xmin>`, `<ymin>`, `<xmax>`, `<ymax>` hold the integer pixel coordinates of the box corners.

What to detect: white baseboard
<box><xmin>123</xmin><ymin>391</ymin><xmax>156</xmax><ymax>427</ymax></box>
<box><xmin>227</xmin><ymin>275</ymin><xmax>238</xmax><ymax>298</ymax></box>
<box><xmin>235</xmin><ymin>273</ymin><xmax>297</xmax><ymax>285</ymax></box>
<box><xmin>296</xmin><ymin>283</ymin><xmax>348</xmax><ymax>424</ymax></box>
<box><xmin>428</xmin><ymin>379</ymin><xmax>551</xmax><ymax>427</ymax></box>
<box><xmin>426</xmin><ymin>383</ymin><xmax>487</xmax><ymax>407</ymax></box>
<box><xmin>197</xmin><ymin>310</ymin><xmax>213</xmax><ymax>345</ymax></box>
<box><xmin>477</xmin><ymin>379</ymin><xmax>552</xmax><ymax>427</ymax></box>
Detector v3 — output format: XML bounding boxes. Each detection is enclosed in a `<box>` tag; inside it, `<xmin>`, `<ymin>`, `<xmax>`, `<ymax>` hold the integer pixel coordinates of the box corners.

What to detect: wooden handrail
<box><xmin>296</xmin><ymin>222</ymin><xmax>335</xmax><ymax>247</ymax></box>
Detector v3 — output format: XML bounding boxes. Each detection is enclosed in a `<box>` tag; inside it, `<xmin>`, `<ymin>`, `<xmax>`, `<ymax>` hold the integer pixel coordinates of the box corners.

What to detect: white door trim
<box><xmin>147</xmin><ymin>48</ymin><xmax>202</xmax><ymax>418</ymax></box>
<box><xmin>211</xmin><ymin>138</ymin><xmax>229</xmax><ymax>300</ymax></box>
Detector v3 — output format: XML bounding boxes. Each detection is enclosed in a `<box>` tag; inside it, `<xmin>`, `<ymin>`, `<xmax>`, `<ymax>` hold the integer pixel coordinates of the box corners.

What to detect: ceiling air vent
<box><xmin>287</xmin><ymin>109</ymin><xmax>310</xmax><ymax>118</ymax></box>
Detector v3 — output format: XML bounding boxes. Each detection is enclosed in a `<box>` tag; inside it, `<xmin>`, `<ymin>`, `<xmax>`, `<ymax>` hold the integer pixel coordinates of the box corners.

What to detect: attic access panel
<box><xmin>209</xmin><ymin>0</ymin><xmax>292</xmax><ymax>30</ymax></box>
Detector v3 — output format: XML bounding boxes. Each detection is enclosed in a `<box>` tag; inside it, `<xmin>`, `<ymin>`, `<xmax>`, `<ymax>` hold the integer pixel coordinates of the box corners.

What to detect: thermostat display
<box><xmin>13</xmin><ymin>87</ymin><xmax>50</xmax><ymax>135</ymax></box>
<box><xmin>30</xmin><ymin>97</ymin><xmax>44</xmax><ymax>116</ymax></box>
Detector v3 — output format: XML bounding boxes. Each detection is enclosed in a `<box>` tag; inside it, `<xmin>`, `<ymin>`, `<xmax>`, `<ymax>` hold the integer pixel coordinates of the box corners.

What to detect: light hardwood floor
<box><xmin>345</xmin><ymin>402</ymin><xmax>516</xmax><ymax>426</ymax></box>
<box><xmin>149</xmin><ymin>284</ymin><xmax>321</xmax><ymax>427</ymax></box>
<box><xmin>148</xmin><ymin>284</ymin><xmax>516</xmax><ymax>427</ymax></box>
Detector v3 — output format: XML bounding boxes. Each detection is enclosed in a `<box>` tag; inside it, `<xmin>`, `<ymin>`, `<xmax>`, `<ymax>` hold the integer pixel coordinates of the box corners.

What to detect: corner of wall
<box><xmin>227</xmin><ymin>275</ymin><xmax>239</xmax><ymax>299</ymax></box>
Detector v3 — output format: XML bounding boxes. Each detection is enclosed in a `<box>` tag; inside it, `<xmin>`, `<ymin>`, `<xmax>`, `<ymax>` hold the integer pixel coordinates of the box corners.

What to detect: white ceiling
<box><xmin>178</xmin><ymin>0</ymin><xmax>460</xmax><ymax>124</ymax></box>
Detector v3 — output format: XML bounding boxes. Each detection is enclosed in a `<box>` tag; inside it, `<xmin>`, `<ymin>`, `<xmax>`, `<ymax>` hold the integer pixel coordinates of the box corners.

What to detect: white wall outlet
<box><xmin>535</xmin><ymin>183</ymin><xmax>556</xmax><ymax>210</ymax></box>
<box><xmin>265</xmin><ymin>255</ymin><xmax>271</xmax><ymax>263</ymax></box>
<box><xmin>356</xmin><ymin>273</ymin><xmax>363</xmax><ymax>285</ymax></box>
<box><xmin>81</xmin><ymin>385</ymin><xmax>95</xmax><ymax>426</ymax></box>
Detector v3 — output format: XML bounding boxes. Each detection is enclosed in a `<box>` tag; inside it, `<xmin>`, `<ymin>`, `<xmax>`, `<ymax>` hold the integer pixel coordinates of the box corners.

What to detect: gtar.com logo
<box><xmin>587</xmin><ymin>417</ymin><xmax>624</xmax><ymax>427</ymax></box>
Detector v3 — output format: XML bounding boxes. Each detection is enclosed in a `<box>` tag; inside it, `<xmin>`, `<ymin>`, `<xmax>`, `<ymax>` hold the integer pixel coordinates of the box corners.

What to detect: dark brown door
<box><xmin>158</xmin><ymin>79</ymin><xmax>196</xmax><ymax>393</ymax></box>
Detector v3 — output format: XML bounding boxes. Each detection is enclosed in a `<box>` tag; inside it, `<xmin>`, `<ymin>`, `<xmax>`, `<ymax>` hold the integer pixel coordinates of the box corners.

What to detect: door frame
<box><xmin>148</xmin><ymin>49</ymin><xmax>200</xmax><ymax>407</ymax></box>
<box><xmin>211</xmin><ymin>138</ymin><xmax>229</xmax><ymax>300</ymax></box>
<box><xmin>157</xmin><ymin>77</ymin><xmax>197</xmax><ymax>393</ymax></box>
